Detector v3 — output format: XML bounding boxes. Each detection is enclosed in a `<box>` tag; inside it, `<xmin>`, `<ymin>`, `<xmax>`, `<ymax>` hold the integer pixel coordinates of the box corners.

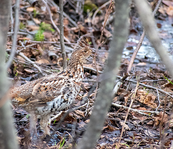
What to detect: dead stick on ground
<box><xmin>117</xmin><ymin>81</ymin><xmax>139</xmax><ymax>149</ymax></box>
<box><xmin>159</xmin><ymin>95</ymin><xmax>167</xmax><ymax>147</ymax></box>
<box><xmin>127</xmin><ymin>0</ymin><xmax>162</xmax><ymax>73</ymax></box>
<box><xmin>112</xmin><ymin>102</ymin><xmax>159</xmax><ymax>115</ymax></box>
<box><xmin>117</xmin><ymin>76</ymin><xmax>173</xmax><ymax>98</ymax></box>
<box><xmin>18</xmin><ymin>52</ymin><xmax>44</xmax><ymax>75</ymax></box>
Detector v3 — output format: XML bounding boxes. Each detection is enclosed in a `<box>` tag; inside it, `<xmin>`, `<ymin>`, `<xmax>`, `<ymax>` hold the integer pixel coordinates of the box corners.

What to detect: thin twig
<box><xmin>48</xmin><ymin>0</ymin><xmax>77</xmax><ymax>27</ymax></box>
<box><xmin>86</xmin><ymin>11</ymin><xmax>100</xmax><ymax>102</ymax></box>
<box><xmin>42</xmin><ymin>0</ymin><xmax>70</xmax><ymax>43</ymax></box>
<box><xmin>92</xmin><ymin>0</ymin><xmax>111</xmax><ymax>25</ymax></box>
<box><xmin>159</xmin><ymin>95</ymin><xmax>167</xmax><ymax>147</ymax></box>
<box><xmin>140</xmin><ymin>79</ymin><xmax>166</xmax><ymax>82</ymax></box>
<box><xmin>6</xmin><ymin>0</ymin><xmax>20</xmax><ymax>69</ymax></box>
<box><xmin>28</xmin><ymin>40</ymin><xmax>74</xmax><ymax>45</ymax></box>
<box><xmin>135</xmin><ymin>0</ymin><xmax>173</xmax><ymax>77</ymax></box>
<box><xmin>155</xmin><ymin>89</ymin><xmax>160</xmax><ymax>111</ymax></box>
<box><xmin>134</xmin><ymin>80</ymin><xmax>173</xmax><ymax>98</ymax></box>
<box><xmin>10</xmin><ymin>6</ymin><xmax>14</xmax><ymax>32</ymax></box>
<box><xmin>117</xmin><ymin>76</ymin><xmax>173</xmax><ymax>98</ymax></box>
<box><xmin>59</xmin><ymin>0</ymin><xmax>67</xmax><ymax>70</ymax></box>
<box><xmin>8</xmin><ymin>31</ymin><xmax>28</xmax><ymax>36</ymax></box>
<box><xmin>127</xmin><ymin>31</ymin><xmax>145</xmax><ymax>73</ymax></box>
<box><xmin>112</xmin><ymin>102</ymin><xmax>159</xmax><ymax>115</ymax></box>
<box><xmin>99</xmin><ymin>0</ymin><xmax>113</xmax><ymax>46</ymax></box>
<box><xmin>49</xmin><ymin>103</ymin><xmax>87</xmax><ymax>129</ymax></box>
<box><xmin>117</xmin><ymin>81</ymin><xmax>139</xmax><ymax>149</ymax></box>
<box><xmin>127</xmin><ymin>0</ymin><xmax>162</xmax><ymax>73</ymax></box>
<box><xmin>18</xmin><ymin>52</ymin><xmax>44</xmax><ymax>75</ymax></box>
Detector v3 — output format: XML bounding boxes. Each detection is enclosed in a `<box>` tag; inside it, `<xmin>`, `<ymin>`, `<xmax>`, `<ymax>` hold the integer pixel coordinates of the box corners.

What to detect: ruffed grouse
<box><xmin>10</xmin><ymin>37</ymin><xmax>92</xmax><ymax>136</ymax></box>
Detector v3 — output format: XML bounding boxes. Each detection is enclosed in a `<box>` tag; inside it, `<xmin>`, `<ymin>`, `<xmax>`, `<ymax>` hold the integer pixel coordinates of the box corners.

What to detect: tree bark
<box><xmin>59</xmin><ymin>0</ymin><xmax>67</xmax><ymax>70</ymax></box>
<box><xmin>77</xmin><ymin>0</ymin><xmax>130</xmax><ymax>149</ymax></box>
<box><xmin>134</xmin><ymin>0</ymin><xmax>173</xmax><ymax>78</ymax></box>
<box><xmin>0</xmin><ymin>0</ymin><xmax>19</xmax><ymax>149</ymax></box>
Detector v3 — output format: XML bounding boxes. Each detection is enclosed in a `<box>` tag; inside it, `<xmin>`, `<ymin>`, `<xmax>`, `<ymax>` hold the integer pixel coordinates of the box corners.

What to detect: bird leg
<box><xmin>30</xmin><ymin>112</ymin><xmax>38</xmax><ymax>145</ymax></box>
<box><xmin>40</xmin><ymin>114</ymin><xmax>50</xmax><ymax>137</ymax></box>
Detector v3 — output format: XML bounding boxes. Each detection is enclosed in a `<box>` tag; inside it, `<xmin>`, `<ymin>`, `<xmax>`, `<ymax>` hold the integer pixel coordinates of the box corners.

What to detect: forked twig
<box><xmin>92</xmin><ymin>0</ymin><xmax>111</xmax><ymax>25</ymax></box>
<box><xmin>42</xmin><ymin>0</ymin><xmax>70</xmax><ymax>43</ymax></box>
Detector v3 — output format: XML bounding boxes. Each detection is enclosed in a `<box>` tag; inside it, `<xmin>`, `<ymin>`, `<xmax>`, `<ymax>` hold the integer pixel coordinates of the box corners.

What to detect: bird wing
<box><xmin>31</xmin><ymin>76</ymin><xmax>64</xmax><ymax>102</ymax></box>
<box><xmin>10</xmin><ymin>74</ymin><xmax>67</xmax><ymax>105</ymax></box>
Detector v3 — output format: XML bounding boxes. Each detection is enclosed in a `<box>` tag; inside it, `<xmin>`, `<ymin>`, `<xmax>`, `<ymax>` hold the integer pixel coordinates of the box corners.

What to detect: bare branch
<box><xmin>59</xmin><ymin>0</ymin><xmax>67</xmax><ymax>70</ymax></box>
<box><xmin>92</xmin><ymin>0</ymin><xmax>111</xmax><ymax>25</ymax></box>
<box><xmin>127</xmin><ymin>0</ymin><xmax>162</xmax><ymax>73</ymax></box>
<box><xmin>18</xmin><ymin>52</ymin><xmax>44</xmax><ymax>75</ymax></box>
<box><xmin>112</xmin><ymin>102</ymin><xmax>159</xmax><ymax>115</ymax></box>
<box><xmin>134</xmin><ymin>0</ymin><xmax>173</xmax><ymax>78</ymax></box>
<box><xmin>0</xmin><ymin>1</ymin><xmax>18</xmax><ymax>148</ymax></box>
<box><xmin>42</xmin><ymin>0</ymin><xmax>70</xmax><ymax>43</ymax></box>
<box><xmin>77</xmin><ymin>0</ymin><xmax>130</xmax><ymax>148</ymax></box>
<box><xmin>48</xmin><ymin>0</ymin><xmax>77</xmax><ymax>27</ymax></box>
<box><xmin>6</xmin><ymin>0</ymin><xmax>20</xmax><ymax>69</ymax></box>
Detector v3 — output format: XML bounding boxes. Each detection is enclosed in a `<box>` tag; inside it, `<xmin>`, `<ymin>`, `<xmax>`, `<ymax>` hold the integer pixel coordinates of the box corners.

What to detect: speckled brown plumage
<box><xmin>10</xmin><ymin>37</ymin><xmax>92</xmax><ymax>136</ymax></box>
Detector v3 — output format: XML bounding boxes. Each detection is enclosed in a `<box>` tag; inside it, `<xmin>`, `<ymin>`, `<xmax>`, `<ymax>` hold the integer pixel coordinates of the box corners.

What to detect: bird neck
<box><xmin>67</xmin><ymin>63</ymin><xmax>84</xmax><ymax>82</ymax></box>
<box><xmin>64</xmin><ymin>63</ymin><xmax>84</xmax><ymax>82</ymax></box>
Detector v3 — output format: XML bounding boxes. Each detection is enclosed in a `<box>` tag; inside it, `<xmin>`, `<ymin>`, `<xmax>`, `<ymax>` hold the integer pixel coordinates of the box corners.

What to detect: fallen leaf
<box><xmin>36</xmin><ymin>59</ymin><xmax>49</xmax><ymax>64</ymax></box>
<box><xmin>33</xmin><ymin>18</ymin><xmax>41</xmax><ymax>24</ymax></box>
<box><xmin>79</xmin><ymin>24</ymin><xmax>87</xmax><ymax>33</ymax></box>
<box><xmin>18</xmin><ymin>37</ymin><xmax>31</xmax><ymax>41</ymax></box>
<box><xmin>120</xmin><ymin>121</ymin><xmax>130</xmax><ymax>130</ymax></box>
<box><xmin>27</xmin><ymin>25</ymin><xmax>39</xmax><ymax>31</ymax></box>
<box><xmin>75</xmin><ymin>110</ymin><xmax>85</xmax><ymax>117</ymax></box>
<box><xmin>137</xmin><ymin>62</ymin><xmax>147</xmax><ymax>66</ymax></box>
<box><xmin>26</xmin><ymin>7</ymin><xmax>36</xmax><ymax>12</ymax></box>
<box><xmin>137</xmin><ymin>90</ymin><xmax>157</xmax><ymax>108</ymax></box>
<box><xmin>166</xmin><ymin>5</ymin><xmax>173</xmax><ymax>16</ymax></box>
<box><xmin>162</xmin><ymin>0</ymin><xmax>173</xmax><ymax>7</ymax></box>
<box><xmin>103</xmin><ymin>28</ymin><xmax>112</xmax><ymax>38</ymax></box>
<box><xmin>24</xmin><ymin>68</ymin><xmax>35</xmax><ymax>73</ymax></box>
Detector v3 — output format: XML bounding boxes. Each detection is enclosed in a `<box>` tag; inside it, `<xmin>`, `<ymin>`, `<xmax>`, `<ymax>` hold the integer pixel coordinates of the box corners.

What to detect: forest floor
<box><xmin>8</xmin><ymin>0</ymin><xmax>173</xmax><ymax>148</ymax></box>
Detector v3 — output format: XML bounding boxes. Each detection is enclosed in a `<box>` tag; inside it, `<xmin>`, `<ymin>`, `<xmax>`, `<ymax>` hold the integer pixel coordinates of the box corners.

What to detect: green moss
<box><xmin>19</xmin><ymin>22</ymin><xmax>25</xmax><ymax>29</ymax></box>
<box><xmin>40</xmin><ymin>22</ymin><xmax>55</xmax><ymax>33</ymax></box>
<box><xmin>84</xmin><ymin>0</ymin><xmax>98</xmax><ymax>13</ymax></box>
<box><xmin>34</xmin><ymin>29</ymin><xmax>44</xmax><ymax>41</ymax></box>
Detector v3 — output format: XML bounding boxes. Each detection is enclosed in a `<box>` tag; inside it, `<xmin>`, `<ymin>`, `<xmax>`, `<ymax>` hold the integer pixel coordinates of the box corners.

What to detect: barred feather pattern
<box><xmin>10</xmin><ymin>37</ymin><xmax>92</xmax><ymax>136</ymax></box>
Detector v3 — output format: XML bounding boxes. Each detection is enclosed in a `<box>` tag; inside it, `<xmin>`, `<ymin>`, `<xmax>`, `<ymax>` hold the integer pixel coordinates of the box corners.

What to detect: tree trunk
<box><xmin>0</xmin><ymin>0</ymin><xmax>19</xmax><ymax>149</ymax></box>
<box><xmin>77</xmin><ymin>0</ymin><xmax>130</xmax><ymax>148</ymax></box>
